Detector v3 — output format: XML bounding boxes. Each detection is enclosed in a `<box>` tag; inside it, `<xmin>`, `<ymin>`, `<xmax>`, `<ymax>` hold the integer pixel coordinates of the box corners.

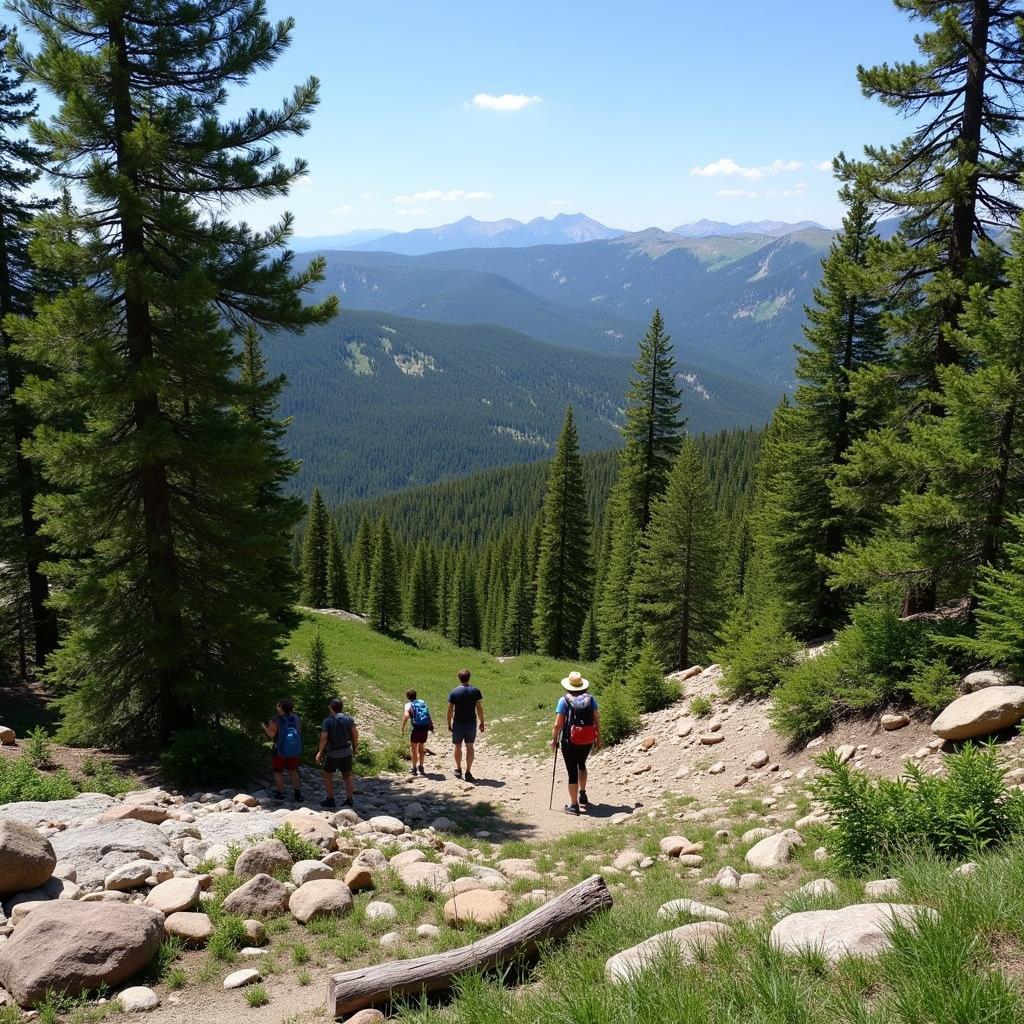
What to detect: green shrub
<box><xmin>143</xmin><ymin>936</ymin><xmax>185</xmax><ymax>983</ymax></box>
<box><xmin>80</xmin><ymin>757</ymin><xmax>139</xmax><ymax>796</ymax></box>
<box><xmin>811</xmin><ymin>742</ymin><xmax>1024</xmax><ymax>874</ymax></box>
<box><xmin>208</xmin><ymin>915</ymin><xmax>248</xmax><ymax>962</ymax></box>
<box><xmin>596</xmin><ymin>681</ymin><xmax>639</xmax><ymax>746</ymax></box>
<box><xmin>273</xmin><ymin>822</ymin><xmax>322</xmax><ymax>862</ymax></box>
<box><xmin>0</xmin><ymin>754</ymin><xmax>78</xmax><ymax>803</ymax></box>
<box><xmin>772</xmin><ymin>602</ymin><xmax>955</xmax><ymax>740</ymax></box>
<box><xmin>160</xmin><ymin>726</ymin><xmax>263</xmax><ymax>789</ymax></box>
<box><xmin>354</xmin><ymin>738</ymin><xmax>407</xmax><ymax>775</ymax></box>
<box><xmin>689</xmin><ymin>696</ymin><xmax>713</xmax><ymax>718</ymax></box>
<box><xmin>244</xmin><ymin>984</ymin><xmax>269</xmax><ymax>1008</ymax></box>
<box><xmin>626</xmin><ymin>643</ymin><xmax>678</xmax><ymax>714</ymax></box>
<box><xmin>24</xmin><ymin>726</ymin><xmax>55</xmax><ymax>768</ymax></box>
<box><xmin>715</xmin><ymin>599</ymin><xmax>801</xmax><ymax>699</ymax></box>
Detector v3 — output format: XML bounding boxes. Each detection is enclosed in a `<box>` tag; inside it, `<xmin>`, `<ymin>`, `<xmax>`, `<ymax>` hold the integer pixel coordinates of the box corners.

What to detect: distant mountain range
<box><xmin>291</xmin><ymin>213</ymin><xmax>835</xmax><ymax>256</ymax></box>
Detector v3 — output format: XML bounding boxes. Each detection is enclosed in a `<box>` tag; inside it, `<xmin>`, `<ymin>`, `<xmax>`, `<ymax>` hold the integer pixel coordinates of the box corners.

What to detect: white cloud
<box><xmin>395</xmin><ymin>208</ymin><xmax>427</xmax><ymax>216</ymax></box>
<box><xmin>715</xmin><ymin>188</ymin><xmax>758</xmax><ymax>198</ymax></box>
<box><xmin>392</xmin><ymin>189</ymin><xmax>494</xmax><ymax>203</ymax></box>
<box><xmin>469</xmin><ymin>92</ymin><xmax>541</xmax><ymax>112</ymax></box>
<box><xmin>691</xmin><ymin>157</ymin><xmax>805</xmax><ymax>180</ymax></box>
<box><xmin>332</xmin><ymin>204</ymin><xmax>354</xmax><ymax>215</ymax></box>
<box><xmin>815</xmin><ymin>160</ymin><xmax>834</xmax><ymax>171</ymax></box>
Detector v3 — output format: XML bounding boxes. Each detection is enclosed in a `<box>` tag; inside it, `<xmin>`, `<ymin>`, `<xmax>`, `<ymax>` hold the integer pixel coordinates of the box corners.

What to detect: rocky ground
<box><xmin>2</xmin><ymin>665</ymin><xmax>1024</xmax><ymax>1022</ymax></box>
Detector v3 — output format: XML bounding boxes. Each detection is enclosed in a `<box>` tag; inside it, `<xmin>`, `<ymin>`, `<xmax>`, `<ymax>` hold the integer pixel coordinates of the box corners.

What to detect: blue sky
<box><xmin>80</xmin><ymin>2</ymin><xmax>932</xmax><ymax>236</ymax></box>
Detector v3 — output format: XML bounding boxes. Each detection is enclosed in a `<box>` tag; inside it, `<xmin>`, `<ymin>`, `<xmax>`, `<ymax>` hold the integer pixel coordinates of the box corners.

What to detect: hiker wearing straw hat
<box><xmin>550</xmin><ymin>671</ymin><xmax>601</xmax><ymax>816</ymax></box>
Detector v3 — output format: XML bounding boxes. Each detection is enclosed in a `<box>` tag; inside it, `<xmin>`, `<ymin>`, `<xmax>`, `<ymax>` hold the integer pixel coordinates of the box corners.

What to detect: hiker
<box><xmin>264</xmin><ymin>698</ymin><xmax>303</xmax><ymax>802</ymax></box>
<box><xmin>551</xmin><ymin>671</ymin><xmax>600</xmax><ymax>816</ymax></box>
<box><xmin>315</xmin><ymin>697</ymin><xmax>359</xmax><ymax>808</ymax></box>
<box><xmin>447</xmin><ymin>668</ymin><xmax>485</xmax><ymax>781</ymax></box>
<box><xmin>402</xmin><ymin>689</ymin><xmax>433</xmax><ymax>776</ymax></box>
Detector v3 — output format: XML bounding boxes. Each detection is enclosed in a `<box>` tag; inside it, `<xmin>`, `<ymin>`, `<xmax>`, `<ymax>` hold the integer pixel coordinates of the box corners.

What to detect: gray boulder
<box><xmin>49</xmin><ymin>821</ymin><xmax>181</xmax><ymax>887</ymax></box>
<box><xmin>770</xmin><ymin>903</ymin><xmax>934</xmax><ymax>961</ymax></box>
<box><xmin>234</xmin><ymin>839</ymin><xmax>292</xmax><ymax>880</ymax></box>
<box><xmin>0</xmin><ymin>820</ymin><xmax>56</xmax><ymax>896</ymax></box>
<box><xmin>931</xmin><ymin>686</ymin><xmax>1024</xmax><ymax>740</ymax></box>
<box><xmin>221</xmin><ymin>874</ymin><xmax>290</xmax><ymax>918</ymax></box>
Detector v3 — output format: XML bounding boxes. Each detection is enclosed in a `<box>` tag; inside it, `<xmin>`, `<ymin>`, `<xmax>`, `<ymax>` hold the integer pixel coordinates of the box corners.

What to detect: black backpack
<box><xmin>563</xmin><ymin>694</ymin><xmax>597</xmax><ymax>745</ymax></box>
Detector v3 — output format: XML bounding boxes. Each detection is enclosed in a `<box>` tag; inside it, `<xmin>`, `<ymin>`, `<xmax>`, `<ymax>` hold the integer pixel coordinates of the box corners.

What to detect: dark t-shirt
<box><xmin>448</xmin><ymin>684</ymin><xmax>483</xmax><ymax>726</ymax></box>
<box><xmin>321</xmin><ymin>713</ymin><xmax>355</xmax><ymax>755</ymax></box>
<box><xmin>273</xmin><ymin>713</ymin><xmax>300</xmax><ymax>755</ymax></box>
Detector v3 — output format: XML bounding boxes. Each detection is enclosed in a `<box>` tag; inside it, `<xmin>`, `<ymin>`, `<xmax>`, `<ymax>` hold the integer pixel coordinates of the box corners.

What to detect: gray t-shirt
<box><xmin>322</xmin><ymin>713</ymin><xmax>354</xmax><ymax>756</ymax></box>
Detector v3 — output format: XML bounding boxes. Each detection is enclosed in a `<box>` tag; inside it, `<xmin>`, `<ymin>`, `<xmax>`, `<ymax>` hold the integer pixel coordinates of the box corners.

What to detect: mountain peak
<box><xmin>672</xmin><ymin>218</ymin><xmax>828</xmax><ymax>238</ymax></box>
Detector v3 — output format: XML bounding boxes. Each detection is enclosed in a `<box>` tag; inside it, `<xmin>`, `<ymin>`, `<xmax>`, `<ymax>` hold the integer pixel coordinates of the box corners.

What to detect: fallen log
<box><xmin>328</xmin><ymin>873</ymin><xmax>613</xmax><ymax>1017</ymax></box>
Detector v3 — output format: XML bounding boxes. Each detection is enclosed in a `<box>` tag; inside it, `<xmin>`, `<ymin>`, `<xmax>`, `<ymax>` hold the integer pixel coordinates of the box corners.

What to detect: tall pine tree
<box><xmin>325</xmin><ymin>519</ymin><xmax>350</xmax><ymax>610</ymax></box>
<box><xmin>349</xmin><ymin>515</ymin><xmax>374</xmax><ymax>613</ymax></box>
<box><xmin>406</xmin><ymin>538</ymin><xmax>437</xmax><ymax>629</ymax></box>
<box><xmin>7</xmin><ymin>0</ymin><xmax>336</xmax><ymax>742</ymax></box>
<box><xmin>300</xmin><ymin>488</ymin><xmax>330</xmax><ymax>608</ymax></box>
<box><xmin>533</xmin><ymin>407</ymin><xmax>592</xmax><ymax>658</ymax></box>
<box><xmin>366</xmin><ymin>516</ymin><xmax>402</xmax><ymax>635</ymax></box>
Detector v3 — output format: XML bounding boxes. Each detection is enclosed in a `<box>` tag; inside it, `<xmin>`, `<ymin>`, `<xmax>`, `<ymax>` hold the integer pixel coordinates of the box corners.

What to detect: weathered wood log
<box><xmin>328</xmin><ymin>873</ymin><xmax>612</xmax><ymax>1017</ymax></box>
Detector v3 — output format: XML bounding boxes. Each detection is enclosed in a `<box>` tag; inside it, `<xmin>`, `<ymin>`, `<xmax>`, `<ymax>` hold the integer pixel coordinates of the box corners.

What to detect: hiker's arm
<box><xmin>401</xmin><ymin>708</ymin><xmax>410</xmax><ymax>734</ymax></box>
<box><xmin>446</xmin><ymin>703</ymin><xmax>454</xmax><ymax>730</ymax></box>
<box><xmin>551</xmin><ymin>712</ymin><xmax>565</xmax><ymax>749</ymax></box>
<box><xmin>593</xmin><ymin>709</ymin><xmax>601</xmax><ymax>749</ymax></box>
<box><xmin>476</xmin><ymin>700</ymin><xmax>485</xmax><ymax>732</ymax></box>
<box><xmin>351</xmin><ymin>725</ymin><xmax>359</xmax><ymax>754</ymax></box>
<box><xmin>315</xmin><ymin>729</ymin><xmax>328</xmax><ymax>763</ymax></box>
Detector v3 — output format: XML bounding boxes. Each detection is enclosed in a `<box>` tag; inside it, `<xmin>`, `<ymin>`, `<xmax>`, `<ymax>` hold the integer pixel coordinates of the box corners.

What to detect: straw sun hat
<box><xmin>560</xmin><ymin>670</ymin><xmax>590</xmax><ymax>692</ymax></box>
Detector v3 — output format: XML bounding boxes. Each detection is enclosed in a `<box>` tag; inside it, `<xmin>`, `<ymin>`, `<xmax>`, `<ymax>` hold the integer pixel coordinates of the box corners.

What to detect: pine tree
<box><xmin>300</xmin><ymin>489</ymin><xmax>330</xmax><ymax>608</ymax></box>
<box><xmin>533</xmin><ymin>407</ymin><xmax>592</xmax><ymax>658</ymax></box>
<box><xmin>349</xmin><ymin>516</ymin><xmax>374</xmax><ymax>613</ymax></box>
<box><xmin>626</xmin><ymin>640</ymin><xmax>673</xmax><ymax>714</ymax></box>
<box><xmin>0</xmin><ymin>23</ymin><xmax>58</xmax><ymax>666</ymax></box>
<box><xmin>406</xmin><ymin>539</ymin><xmax>437</xmax><ymax>630</ymax></box>
<box><xmin>449</xmin><ymin>551</ymin><xmax>480</xmax><ymax>648</ymax></box>
<box><xmin>326</xmin><ymin>519</ymin><xmax>350</xmax><ymax>610</ymax></box>
<box><xmin>579</xmin><ymin>606</ymin><xmax>599</xmax><ymax>662</ymax></box>
<box><xmin>832</xmin><ymin>213</ymin><xmax>1024</xmax><ymax>604</ymax></box>
<box><xmin>7</xmin><ymin>1</ymin><xmax>336</xmax><ymax>742</ymax></box>
<box><xmin>598</xmin><ymin>309</ymin><xmax>684</xmax><ymax>676</ymax></box>
<box><xmin>752</xmin><ymin>195</ymin><xmax>887</xmax><ymax>634</ymax></box>
<box><xmin>837</xmin><ymin>0</ymin><xmax>1024</xmax><ymax>612</ymax></box>
<box><xmin>296</xmin><ymin>629</ymin><xmax>335</xmax><ymax>731</ymax></box>
<box><xmin>632</xmin><ymin>440</ymin><xmax>724</xmax><ymax>671</ymax></box>
<box><xmin>503</xmin><ymin>533</ymin><xmax>534</xmax><ymax>655</ymax></box>
<box><xmin>366</xmin><ymin>516</ymin><xmax>402</xmax><ymax>634</ymax></box>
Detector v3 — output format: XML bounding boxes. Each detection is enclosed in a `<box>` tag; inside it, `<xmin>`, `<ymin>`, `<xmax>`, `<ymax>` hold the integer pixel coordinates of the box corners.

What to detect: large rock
<box><xmin>144</xmin><ymin>877</ymin><xmax>200</xmax><ymax>915</ymax></box>
<box><xmin>221</xmin><ymin>874</ymin><xmax>290</xmax><ymax>918</ymax></box>
<box><xmin>0</xmin><ymin>795</ymin><xmax>116</xmax><ymax>828</ymax></box>
<box><xmin>396</xmin><ymin>862</ymin><xmax>450</xmax><ymax>893</ymax></box>
<box><xmin>745</xmin><ymin>829</ymin><xmax>804</xmax><ymax>870</ymax></box>
<box><xmin>105</xmin><ymin>859</ymin><xmax>172</xmax><ymax>892</ymax></box>
<box><xmin>0</xmin><ymin>725</ymin><xmax>15</xmax><ymax>745</ymax></box>
<box><xmin>0</xmin><ymin>901</ymin><xmax>164</xmax><ymax>1007</ymax></box>
<box><xmin>100</xmin><ymin>805</ymin><xmax>169</xmax><ymax>825</ymax></box>
<box><xmin>389</xmin><ymin>849</ymin><xmax>426</xmax><ymax>869</ymax></box>
<box><xmin>657</xmin><ymin>899</ymin><xmax>729</xmax><ymax>923</ymax></box>
<box><xmin>443</xmin><ymin>890</ymin><xmax>511</xmax><ymax>927</ymax></box>
<box><xmin>188</xmin><ymin>810</ymin><xmax>280</xmax><ymax>845</ymax></box>
<box><xmin>291</xmin><ymin>860</ymin><xmax>333</xmax><ymax>886</ymax></box>
<box><xmin>368</xmin><ymin>815</ymin><xmax>407</xmax><ymax>836</ymax></box>
<box><xmin>0</xmin><ymin>820</ymin><xmax>56</xmax><ymax>896</ymax></box>
<box><xmin>605</xmin><ymin>922</ymin><xmax>731</xmax><ymax>983</ymax></box>
<box><xmin>281</xmin><ymin>811</ymin><xmax>337</xmax><ymax>851</ymax></box>
<box><xmin>770</xmin><ymin>903</ymin><xmax>933</xmax><ymax>961</ymax></box>
<box><xmin>343</xmin><ymin>866</ymin><xmax>374</xmax><ymax>892</ymax></box>
<box><xmin>963</xmin><ymin>669</ymin><xmax>1016</xmax><ymax>692</ymax></box>
<box><xmin>931</xmin><ymin>686</ymin><xmax>1024</xmax><ymax>740</ymax></box>
<box><xmin>163</xmin><ymin>911</ymin><xmax>213</xmax><ymax>945</ymax></box>
<box><xmin>288</xmin><ymin>880</ymin><xmax>353</xmax><ymax>924</ymax></box>
<box><xmin>234</xmin><ymin>839</ymin><xmax>292</xmax><ymax>880</ymax></box>
<box><xmin>118</xmin><ymin>986</ymin><xmax>159</xmax><ymax>1012</ymax></box>
<box><xmin>49</xmin><ymin>821</ymin><xmax>181</xmax><ymax>887</ymax></box>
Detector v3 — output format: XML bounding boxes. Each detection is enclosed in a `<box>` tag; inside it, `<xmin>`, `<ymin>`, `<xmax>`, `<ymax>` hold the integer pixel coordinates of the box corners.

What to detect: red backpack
<box><xmin>564</xmin><ymin>694</ymin><xmax>597</xmax><ymax>745</ymax></box>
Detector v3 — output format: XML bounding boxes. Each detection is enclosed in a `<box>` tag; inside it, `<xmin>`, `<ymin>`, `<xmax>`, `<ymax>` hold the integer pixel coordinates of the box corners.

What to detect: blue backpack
<box><xmin>410</xmin><ymin>699</ymin><xmax>432</xmax><ymax>729</ymax></box>
<box><xmin>277</xmin><ymin>715</ymin><xmax>302</xmax><ymax>758</ymax></box>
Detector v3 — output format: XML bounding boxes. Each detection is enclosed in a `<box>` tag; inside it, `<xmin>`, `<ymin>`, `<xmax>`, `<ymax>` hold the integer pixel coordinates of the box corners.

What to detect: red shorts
<box><xmin>410</xmin><ymin>727</ymin><xmax>429</xmax><ymax>744</ymax></box>
<box><xmin>272</xmin><ymin>755</ymin><xmax>300</xmax><ymax>771</ymax></box>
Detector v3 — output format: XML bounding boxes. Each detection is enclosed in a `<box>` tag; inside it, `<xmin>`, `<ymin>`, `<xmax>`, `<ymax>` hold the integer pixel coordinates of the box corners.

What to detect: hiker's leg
<box><xmin>288</xmin><ymin>768</ymin><xmax>301</xmax><ymax>791</ymax></box>
<box><xmin>273</xmin><ymin>770</ymin><xmax>285</xmax><ymax>793</ymax></box>
<box><xmin>322</xmin><ymin>770</ymin><xmax>335</xmax><ymax>800</ymax></box>
<box><xmin>561</xmin><ymin>745</ymin><xmax>580</xmax><ymax>806</ymax></box>
<box><xmin>416</xmin><ymin>742</ymin><xmax>425</xmax><ymax>768</ymax></box>
<box><xmin>453</xmin><ymin>741</ymin><xmax>463</xmax><ymax>771</ymax></box>
<box><xmin>343</xmin><ymin>771</ymin><xmax>354</xmax><ymax>800</ymax></box>
<box><xmin>465</xmin><ymin>742</ymin><xmax>474</xmax><ymax>772</ymax></box>
<box><xmin>578</xmin><ymin>767</ymin><xmax>588</xmax><ymax>794</ymax></box>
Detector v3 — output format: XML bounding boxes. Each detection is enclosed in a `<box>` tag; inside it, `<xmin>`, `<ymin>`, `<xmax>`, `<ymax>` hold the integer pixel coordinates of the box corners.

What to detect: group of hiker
<box><xmin>265</xmin><ymin>667</ymin><xmax>601</xmax><ymax>816</ymax></box>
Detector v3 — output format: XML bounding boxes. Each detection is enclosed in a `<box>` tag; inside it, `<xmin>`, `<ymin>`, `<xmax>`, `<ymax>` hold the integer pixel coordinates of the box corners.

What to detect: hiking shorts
<box><xmin>451</xmin><ymin>721</ymin><xmax>477</xmax><ymax>745</ymax></box>
<box><xmin>561</xmin><ymin>742</ymin><xmax>592</xmax><ymax>785</ymax></box>
<box><xmin>410</xmin><ymin>727</ymin><xmax>429</xmax><ymax>744</ymax></box>
<box><xmin>323</xmin><ymin>754</ymin><xmax>353</xmax><ymax>775</ymax></box>
<box><xmin>272</xmin><ymin>755</ymin><xmax>300</xmax><ymax>771</ymax></box>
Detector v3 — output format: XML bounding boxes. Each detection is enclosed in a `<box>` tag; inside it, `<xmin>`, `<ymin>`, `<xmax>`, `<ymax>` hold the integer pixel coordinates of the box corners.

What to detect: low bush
<box><xmin>771</xmin><ymin>602</ymin><xmax>959</xmax><ymax>740</ymax></box>
<box><xmin>160</xmin><ymin>725</ymin><xmax>264</xmax><ymax>789</ymax></box>
<box><xmin>811</xmin><ymin>742</ymin><xmax>1024</xmax><ymax>874</ymax></box>
<box><xmin>354</xmin><ymin>738</ymin><xmax>407</xmax><ymax>775</ymax></box>
<box><xmin>80</xmin><ymin>757</ymin><xmax>139</xmax><ymax>796</ymax></box>
<box><xmin>626</xmin><ymin>644</ymin><xmax>679</xmax><ymax>714</ymax></box>
<box><xmin>0</xmin><ymin>753</ymin><xmax>78</xmax><ymax>803</ymax></box>
<box><xmin>597</xmin><ymin>681</ymin><xmax>639</xmax><ymax>746</ymax></box>
<box><xmin>715</xmin><ymin>599</ymin><xmax>801</xmax><ymax>699</ymax></box>
<box><xmin>24</xmin><ymin>725</ymin><xmax>55</xmax><ymax>768</ymax></box>
<box><xmin>273</xmin><ymin>822</ymin><xmax>322</xmax><ymax>862</ymax></box>
<box><xmin>244</xmin><ymin>984</ymin><xmax>269</xmax><ymax>1008</ymax></box>
<box><xmin>208</xmin><ymin>915</ymin><xmax>248</xmax><ymax>962</ymax></box>
<box><xmin>689</xmin><ymin>696</ymin><xmax>713</xmax><ymax>718</ymax></box>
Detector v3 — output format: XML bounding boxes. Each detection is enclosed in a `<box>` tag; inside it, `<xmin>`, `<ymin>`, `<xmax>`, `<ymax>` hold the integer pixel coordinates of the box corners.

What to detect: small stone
<box><xmin>641</xmin><ymin>735</ymin><xmax>657</xmax><ymax>751</ymax></box>
<box><xmin>417</xmin><ymin>924</ymin><xmax>440</xmax><ymax>939</ymax></box>
<box><xmin>881</xmin><ymin>713</ymin><xmax>910</xmax><ymax>731</ymax></box>
<box><xmin>291</xmin><ymin>860</ymin><xmax>333</xmax><ymax>886</ymax></box>
<box><xmin>163</xmin><ymin>912</ymin><xmax>213</xmax><ymax>945</ymax></box>
<box><xmin>657</xmin><ymin>899</ymin><xmax>729</xmax><ymax>922</ymax></box>
<box><xmin>954</xmin><ymin>862</ymin><xmax>979</xmax><ymax>876</ymax></box>
<box><xmin>118</xmin><ymin>986</ymin><xmax>159</xmax><ymax>1012</ymax></box>
<box><xmin>799</xmin><ymin>878</ymin><xmax>838</xmax><ymax>898</ymax></box>
<box><xmin>834</xmin><ymin>745</ymin><xmax>855</xmax><ymax>764</ymax></box>
<box><xmin>813</xmin><ymin>847</ymin><xmax>829</xmax><ymax>862</ymax></box>
<box><xmin>364</xmin><ymin>901</ymin><xmax>398</xmax><ymax>923</ymax></box>
<box><xmin>443</xmin><ymin>890</ymin><xmax>511</xmax><ymax>926</ymax></box>
<box><xmin>222</xmin><ymin>969</ymin><xmax>260</xmax><ymax>990</ymax></box>
<box><xmin>343</xmin><ymin>866</ymin><xmax>374</xmax><ymax>892</ymax></box>
<box><xmin>700</xmin><ymin>734</ymin><xmax>724</xmax><ymax>746</ymax></box>
<box><xmin>708</xmin><ymin>762</ymin><xmax>724</xmax><ymax>775</ymax></box>
<box><xmin>144</xmin><ymin>877</ymin><xmax>200</xmax><ymax>915</ymax></box>
<box><xmin>242</xmin><ymin>920</ymin><xmax>265</xmax><ymax>945</ymax></box>
<box><xmin>865</xmin><ymin>878</ymin><xmax>900</xmax><ymax>898</ymax></box>
<box><xmin>379</xmin><ymin>931</ymin><xmax>402</xmax><ymax>947</ymax></box>
<box><xmin>346</xmin><ymin>1011</ymin><xmax>386</xmax><ymax>1024</ymax></box>
<box><xmin>748</xmin><ymin>750</ymin><xmax>770</xmax><ymax>769</ymax></box>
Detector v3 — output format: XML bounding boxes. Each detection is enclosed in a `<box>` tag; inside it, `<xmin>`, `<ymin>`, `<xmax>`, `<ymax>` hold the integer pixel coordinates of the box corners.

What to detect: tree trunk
<box><xmin>107</xmin><ymin>15</ymin><xmax>192</xmax><ymax>740</ymax></box>
<box><xmin>328</xmin><ymin>874</ymin><xmax>613</xmax><ymax>1018</ymax></box>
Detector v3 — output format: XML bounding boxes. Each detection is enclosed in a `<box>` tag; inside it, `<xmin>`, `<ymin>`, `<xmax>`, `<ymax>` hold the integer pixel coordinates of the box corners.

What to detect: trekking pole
<box><xmin>548</xmin><ymin>742</ymin><xmax>558</xmax><ymax>810</ymax></box>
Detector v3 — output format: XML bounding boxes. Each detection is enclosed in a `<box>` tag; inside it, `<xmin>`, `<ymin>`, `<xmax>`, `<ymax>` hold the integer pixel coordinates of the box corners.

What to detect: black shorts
<box><xmin>561</xmin><ymin>742</ymin><xmax>592</xmax><ymax>785</ymax></box>
<box><xmin>323</xmin><ymin>754</ymin><xmax>353</xmax><ymax>775</ymax></box>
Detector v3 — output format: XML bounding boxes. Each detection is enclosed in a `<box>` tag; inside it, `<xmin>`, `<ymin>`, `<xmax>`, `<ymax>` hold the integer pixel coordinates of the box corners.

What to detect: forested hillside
<box><xmin>262</xmin><ymin>307</ymin><xmax>778</xmax><ymax>501</ymax></box>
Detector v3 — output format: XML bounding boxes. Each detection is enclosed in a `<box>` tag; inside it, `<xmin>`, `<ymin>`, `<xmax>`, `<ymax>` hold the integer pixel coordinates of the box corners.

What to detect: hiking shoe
<box><xmin>417</xmin><ymin>765</ymin><xmax>426</xmax><ymax>776</ymax></box>
<box><xmin>454</xmin><ymin>768</ymin><xmax>463</xmax><ymax>779</ymax></box>
<box><xmin>579</xmin><ymin>790</ymin><xmax>589</xmax><ymax>807</ymax></box>
<box><xmin>564</xmin><ymin>803</ymin><xmax>580</xmax><ymax>816</ymax></box>
<box><xmin>293</xmin><ymin>789</ymin><xmax>303</xmax><ymax>801</ymax></box>
<box><xmin>320</xmin><ymin>798</ymin><xmax>336</xmax><ymax>809</ymax></box>
<box><xmin>342</xmin><ymin>798</ymin><xmax>353</xmax><ymax>807</ymax></box>
<box><xmin>465</xmin><ymin>771</ymin><xmax>476</xmax><ymax>782</ymax></box>
<box><xmin>274</xmin><ymin>790</ymin><xmax>285</xmax><ymax>800</ymax></box>
<box><xmin>410</xmin><ymin>766</ymin><xmax>418</xmax><ymax>776</ymax></box>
